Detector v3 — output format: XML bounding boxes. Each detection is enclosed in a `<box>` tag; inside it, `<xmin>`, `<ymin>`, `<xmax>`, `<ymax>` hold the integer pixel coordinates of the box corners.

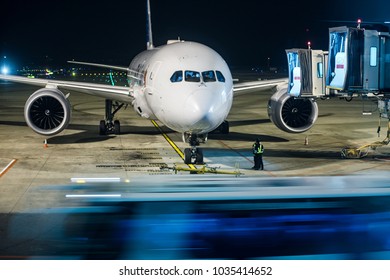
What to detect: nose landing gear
<box><xmin>184</xmin><ymin>147</ymin><xmax>203</xmax><ymax>164</ymax></box>
<box><xmin>183</xmin><ymin>133</ymin><xmax>206</xmax><ymax>164</ymax></box>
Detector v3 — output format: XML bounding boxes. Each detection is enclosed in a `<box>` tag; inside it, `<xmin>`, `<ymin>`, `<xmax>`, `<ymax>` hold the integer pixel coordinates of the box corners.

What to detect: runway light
<box><xmin>1</xmin><ymin>66</ymin><xmax>9</xmax><ymax>75</ymax></box>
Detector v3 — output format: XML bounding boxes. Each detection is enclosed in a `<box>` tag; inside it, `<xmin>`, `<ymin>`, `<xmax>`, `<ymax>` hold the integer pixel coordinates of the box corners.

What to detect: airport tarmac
<box><xmin>0</xmin><ymin>79</ymin><xmax>390</xmax><ymax>213</ymax></box>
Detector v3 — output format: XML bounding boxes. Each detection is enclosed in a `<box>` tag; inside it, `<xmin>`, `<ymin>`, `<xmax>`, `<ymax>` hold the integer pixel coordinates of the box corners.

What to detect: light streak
<box><xmin>70</xmin><ymin>177</ymin><xmax>121</xmax><ymax>183</ymax></box>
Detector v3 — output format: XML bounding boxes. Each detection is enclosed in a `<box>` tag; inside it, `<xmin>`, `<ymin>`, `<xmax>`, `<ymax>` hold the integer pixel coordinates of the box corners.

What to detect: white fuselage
<box><xmin>127</xmin><ymin>41</ymin><xmax>233</xmax><ymax>135</ymax></box>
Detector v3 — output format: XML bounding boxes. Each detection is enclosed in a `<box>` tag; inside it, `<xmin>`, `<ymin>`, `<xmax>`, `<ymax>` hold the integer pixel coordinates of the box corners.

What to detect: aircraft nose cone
<box><xmin>182</xmin><ymin>89</ymin><xmax>220</xmax><ymax>132</ymax></box>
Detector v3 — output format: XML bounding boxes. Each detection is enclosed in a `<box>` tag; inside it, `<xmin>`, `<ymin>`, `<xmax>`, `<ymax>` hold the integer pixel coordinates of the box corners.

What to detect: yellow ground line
<box><xmin>151</xmin><ymin>120</ymin><xmax>196</xmax><ymax>170</ymax></box>
<box><xmin>0</xmin><ymin>159</ymin><xmax>17</xmax><ymax>177</ymax></box>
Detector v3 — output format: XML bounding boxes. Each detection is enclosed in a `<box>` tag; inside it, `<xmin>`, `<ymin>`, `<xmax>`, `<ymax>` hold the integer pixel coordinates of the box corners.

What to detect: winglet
<box><xmin>146</xmin><ymin>0</ymin><xmax>154</xmax><ymax>49</ymax></box>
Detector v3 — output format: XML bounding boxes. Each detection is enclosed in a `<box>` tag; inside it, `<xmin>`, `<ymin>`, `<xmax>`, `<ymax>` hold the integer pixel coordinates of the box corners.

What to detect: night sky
<box><xmin>2</xmin><ymin>0</ymin><xmax>389</xmax><ymax>70</ymax></box>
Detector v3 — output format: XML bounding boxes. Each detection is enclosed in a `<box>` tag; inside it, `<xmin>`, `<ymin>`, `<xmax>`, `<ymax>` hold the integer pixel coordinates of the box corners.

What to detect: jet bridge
<box><xmin>281</xmin><ymin>23</ymin><xmax>390</xmax><ymax>157</ymax></box>
<box><xmin>327</xmin><ymin>26</ymin><xmax>390</xmax><ymax>93</ymax></box>
<box><xmin>286</xmin><ymin>24</ymin><xmax>390</xmax><ymax>97</ymax></box>
<box><xmin>268</xmin><ymin>23</ymin><xmax>390</xmax><ymax>135</ymax></box>
<box><xmin>286</xmin><ymin>48</ymin><xmax>328</xmax><ymax>97</ymax></box>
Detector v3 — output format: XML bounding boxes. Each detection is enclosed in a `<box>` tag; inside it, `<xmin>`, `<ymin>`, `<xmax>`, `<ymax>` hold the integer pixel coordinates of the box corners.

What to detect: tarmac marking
<box><xmin>150</xmin><ymin>120</ymin><xmax>196</xmax><ymax>170</ymax></box>
<box><xmin>217</xmin><ymin>140</ymin><xmax>253</xmax><ymax>164</ymax></box>
<box><xmin>0</xmin><ymin>159</ymin><xmax>17</xmax><ymax>178</ymax></box>
<box><xmin>217</xmin><ymin>140</ymin><xmax>276</xmax><ymax>176</ymax></box>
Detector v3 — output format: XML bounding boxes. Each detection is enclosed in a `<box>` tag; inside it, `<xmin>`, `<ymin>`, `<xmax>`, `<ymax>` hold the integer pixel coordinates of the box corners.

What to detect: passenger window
<box><xmin>216</xmin><ymin>71</ymin><xmax>225</xmax><ymax>82</ymax></box>
<box><xmin>170</xmin><ymin>71</ymin><xmax>183</xmax><ymax>83</ymax></box>
<box><xmin>202</xmin><ymin>70</ymin><xmax>216</xmax><ymax>82</ymax></box>
<box><xmin>185</xmin><ymin>70</ymin><xmax>201</xmax><ymax>82</ymax></box>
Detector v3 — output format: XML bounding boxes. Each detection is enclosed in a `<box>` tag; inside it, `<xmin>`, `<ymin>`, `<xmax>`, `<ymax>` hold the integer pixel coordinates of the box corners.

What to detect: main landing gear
<box><xmin>99</xmin><ymin>99</ymin><xmax>125</xmax><ymax>135</ymax></box>
<box><xmin>183</xmin><ymin>133</ymin><xmax>206</xmax><ymax>165</ymax></box>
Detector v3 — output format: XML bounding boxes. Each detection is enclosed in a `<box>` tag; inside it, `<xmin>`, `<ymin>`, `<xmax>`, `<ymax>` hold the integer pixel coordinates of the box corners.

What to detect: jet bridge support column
<box><xmin>341</xmin><ymin>99</ymin><xmax>390</xmax><ymax>159</ymax></box>
<box><xmin>378</xmin><ymin>99</ymin><xmax>390</xmax><ymax>135</ymax></box>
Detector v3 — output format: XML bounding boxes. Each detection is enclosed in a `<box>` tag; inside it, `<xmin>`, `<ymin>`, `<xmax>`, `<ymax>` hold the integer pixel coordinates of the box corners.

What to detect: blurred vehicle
<box><xmin>3</xmin><ymin>175</ymin><xmax>389</xmax><ymax>260</ymax></box>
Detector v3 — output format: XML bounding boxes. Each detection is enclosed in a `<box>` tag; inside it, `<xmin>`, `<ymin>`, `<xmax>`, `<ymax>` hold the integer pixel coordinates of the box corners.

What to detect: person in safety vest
<box><xmin>252</xmin><ymin>138</ymin><xmax>264</xmax><ymax>170</ymax></box>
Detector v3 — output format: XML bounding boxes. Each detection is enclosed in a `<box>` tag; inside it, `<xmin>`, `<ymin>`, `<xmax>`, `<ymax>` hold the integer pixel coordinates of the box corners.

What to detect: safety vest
<box><xmin>253</xmin><ymin>143</ymin><xmax>264</xmax><ymax>155</ymax></box>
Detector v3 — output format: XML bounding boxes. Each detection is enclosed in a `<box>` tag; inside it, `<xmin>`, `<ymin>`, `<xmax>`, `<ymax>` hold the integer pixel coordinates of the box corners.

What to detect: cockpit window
<box><xmin>202</xmin><ymin>70</ymin><xmax>216</xmax><ymax>82</ymax></box>
<box><xmin>170</xmin><ymin>71</ymin><xmax>183</xmax><ymax>83</ymax></box>
<box><xmin>185</xmin><ymin>70</ymin><xmax>201</xmax><ymax>82</ymax></box>
<box><xmin>171</xmin><ymin>70</ymin><xmax>225</xmax><ymax>83</ymax></box>
<box><xmin>216</xmin><ymin>71</ymin><xmax>225</xmax><ymax>83</ymax></box>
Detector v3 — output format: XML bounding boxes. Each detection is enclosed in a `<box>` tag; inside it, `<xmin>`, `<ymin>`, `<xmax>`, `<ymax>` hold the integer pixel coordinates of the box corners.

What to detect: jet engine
<box><xmin>267</xmin><ymin>85</ymin><xmax>318</xmax><ymax>133</ymax></box>
<box><xmin>24</xmin><ymin>88</ymin><xmax>71</xmax><ymax>136</ymax></box>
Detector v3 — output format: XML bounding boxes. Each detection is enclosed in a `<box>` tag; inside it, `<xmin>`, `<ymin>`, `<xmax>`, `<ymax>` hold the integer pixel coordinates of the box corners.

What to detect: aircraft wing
<box><xmin>233</xmin><ymin>78</ymin><xmax>287</xmax><ymax>95</ymax></box>
<box><xmin>0</xmin><ymin>74</ymin><xmax>132</xmax><ymax>103</ymax></box>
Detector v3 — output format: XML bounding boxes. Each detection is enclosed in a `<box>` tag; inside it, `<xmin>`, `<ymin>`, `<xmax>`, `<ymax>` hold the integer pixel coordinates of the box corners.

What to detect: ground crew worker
<box><xmin>252</xmin><ymin>138</ymin><xmax>264</xmax><ymax>170</ymax></box>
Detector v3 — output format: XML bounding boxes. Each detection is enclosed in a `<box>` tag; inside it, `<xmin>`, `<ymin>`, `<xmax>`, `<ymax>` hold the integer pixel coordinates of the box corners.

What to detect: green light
<box><xmin>109</xmin><ymin>72</ymin><xmax>115</xmax><ymax>86</ymax></box>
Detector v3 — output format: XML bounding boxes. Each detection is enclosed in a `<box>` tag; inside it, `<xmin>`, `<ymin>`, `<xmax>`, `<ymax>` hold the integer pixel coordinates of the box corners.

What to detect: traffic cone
<box><xmin>304</xmin><ymin>136</ymin><xmax>309</xmax><ymax>145</ymax></box>
<box><xmin>43</xmin><ymin>139</ymin><xmax>48</xmax><ymax>148</ymax></box>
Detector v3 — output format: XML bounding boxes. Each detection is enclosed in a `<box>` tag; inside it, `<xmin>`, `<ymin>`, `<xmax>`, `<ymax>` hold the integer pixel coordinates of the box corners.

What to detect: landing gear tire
<box><xmin>184</xmin><ymin>148</ymin><xmax>192</xmax><ymax>164</ymax></box>
<box><xmin>184</xmin><ymin>148</ymin><xmax>204</xmax><ymax>164</ymax></box>
<box><xmin>99</xmin><ymin>99</ymin><xmax>125</xmax><ymax>135</ymax></box>
<box><xmin>183</xmin><ymin>133</ymin><xmax>207</xmax><ymax>165</ymax></box>
<box><xmin>195</xmin><ymin>148</ymin><xmax>204</xmax><ymax>164</ymax></box>
<box><xmin>114</xmin><ymin>120</ymin><xmax>121</xmax><ymax>135</ymax></box>
<box><xmin>99</xmin><ymin>119</ymin><xmax>121</xmax><ymax>135</ymax></box>
<box><xmin>99</xmin><ymin>120</ymin><xmax>107</xmax><ymax>135</ymax></box>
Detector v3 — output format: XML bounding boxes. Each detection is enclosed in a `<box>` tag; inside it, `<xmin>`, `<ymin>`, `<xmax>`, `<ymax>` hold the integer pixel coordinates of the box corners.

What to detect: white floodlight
<box><xmin>1</xmin><ymin>66</ymin><xmax>8</xmax><ymax>75</ymax></box>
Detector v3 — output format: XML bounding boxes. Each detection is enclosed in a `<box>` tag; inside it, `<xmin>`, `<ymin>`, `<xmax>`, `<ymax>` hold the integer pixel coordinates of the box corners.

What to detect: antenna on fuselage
<box><xmin>146</xmin><ymin>0</ymin><xmax>154</xmax><ymax>49</ymax></box>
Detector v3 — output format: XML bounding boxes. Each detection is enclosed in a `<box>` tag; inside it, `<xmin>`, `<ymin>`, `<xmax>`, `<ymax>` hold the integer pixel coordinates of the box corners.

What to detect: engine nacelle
<box><xmin>268</xmin><ymin>84</ymin><xmax>318</xmax><ymax>133</ymax></box>
<box><xmin>24</xmin><ymin>88</ymin><xmax>71</xmax><ymax>136</ymax></box>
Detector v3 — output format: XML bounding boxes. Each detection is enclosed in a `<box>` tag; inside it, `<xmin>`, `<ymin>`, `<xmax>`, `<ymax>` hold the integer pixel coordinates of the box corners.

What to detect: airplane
<box><xmin>0</xmin><ymin>0</ymin><xmax>295</xmax><ymax>164</ymax></box>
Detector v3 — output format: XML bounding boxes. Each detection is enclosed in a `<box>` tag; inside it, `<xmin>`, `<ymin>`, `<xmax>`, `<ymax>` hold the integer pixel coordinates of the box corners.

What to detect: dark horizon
<box><xmin>2</xmin><ymin>0</ymin><xmax>389</xmax><ymax>71</ymax></box>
